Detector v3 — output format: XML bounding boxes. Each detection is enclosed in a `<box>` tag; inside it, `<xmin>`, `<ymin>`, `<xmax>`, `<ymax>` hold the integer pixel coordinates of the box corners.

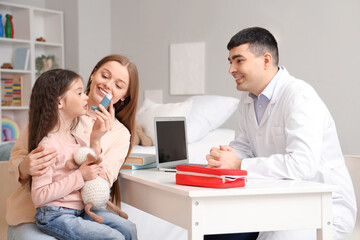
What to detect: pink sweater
<box><xmin>31</xmin><ymin>134</ymin><xmax>85</xmax><ymax>210</ymax></box>
<box><xmin>7</xmin><ymin>114</ymin><xmax>130</xmax><ymax>225</ymax></box>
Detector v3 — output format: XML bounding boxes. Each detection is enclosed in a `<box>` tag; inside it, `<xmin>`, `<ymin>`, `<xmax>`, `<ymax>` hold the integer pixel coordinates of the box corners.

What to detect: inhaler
<box><xmin>91</xmin><ymin>93</ymin><xmax>113</xmax><ymax>112</ymax></box>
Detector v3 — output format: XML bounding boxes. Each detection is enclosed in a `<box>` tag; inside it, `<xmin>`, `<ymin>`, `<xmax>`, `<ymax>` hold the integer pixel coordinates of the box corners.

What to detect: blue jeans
<box><xmin>34</xmin><ymin>206</ymin><xmax>137</xmax><ymax>240</ymax></box>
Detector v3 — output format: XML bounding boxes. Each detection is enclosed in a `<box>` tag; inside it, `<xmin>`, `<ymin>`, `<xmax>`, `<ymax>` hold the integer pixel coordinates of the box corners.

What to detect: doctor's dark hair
<box><xmin>28</xmin><ymin>69</ymin><xmax>81</xmax><ymax>153</ymax></box>
<box><xmin>227</xmin><ymin>27</ymin><xmax>279</xmax><ymax>66</ymax></box>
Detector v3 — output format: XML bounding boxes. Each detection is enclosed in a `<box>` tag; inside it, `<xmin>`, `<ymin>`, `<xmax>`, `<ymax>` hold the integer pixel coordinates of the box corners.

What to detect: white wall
<box><xmin>77</xmin><ymin>0</ymin><xmax>111</xmax><ymax>81</ymax></box>
<box><xmin>45</xmin><ymin>0</ymin><xmax>111</xmax><ymax>81</ymax></box>
<box><xmin>8</xmin><ymin>0</ymin><xmax>360</xmax><ymax>154</ymax></box>
<box><xmin>111</xmin><ymin>0</ymin><xmax>360</xmax><ymax>155</ymax></box>
<box><xmin>45</xmin><ymin>0</ymin><xmax>79</xmax><ymax>75</ymax></box>
<box><xmin>3</xmin><ymin>0</ymin><xmax>45</xmax><ymax>8</ymax></box>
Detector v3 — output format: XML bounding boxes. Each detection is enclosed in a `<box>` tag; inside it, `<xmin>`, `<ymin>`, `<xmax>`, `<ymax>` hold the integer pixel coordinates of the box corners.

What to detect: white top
<box><xmin>230</xmin><ymin>66</ymin><xmax>356</xmax><ymax>240</ymax></box>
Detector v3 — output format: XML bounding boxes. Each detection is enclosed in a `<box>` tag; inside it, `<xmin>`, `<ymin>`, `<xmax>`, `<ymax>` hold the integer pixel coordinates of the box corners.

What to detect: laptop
<box><xmin>154</xmin><ymin>117</ymin><xmax>190</xmax><ymax>171</ymax></box>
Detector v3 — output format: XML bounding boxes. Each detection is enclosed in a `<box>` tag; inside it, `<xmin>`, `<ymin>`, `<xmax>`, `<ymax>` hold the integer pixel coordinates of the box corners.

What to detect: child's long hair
<box><xmin>28</xmin><ymin>69</ymin><xmax>81</xmax><ymax>153</ymax></box>
<box><xmin>85</xmin><ymin>54</ymin><xmax>139</xmax><ymax>207</ymax></box>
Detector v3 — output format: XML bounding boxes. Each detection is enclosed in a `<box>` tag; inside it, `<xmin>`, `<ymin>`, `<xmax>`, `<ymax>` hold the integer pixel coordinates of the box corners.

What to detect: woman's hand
<box><xmin>19</xmin><ymin>146</ymin><xmax>57</xmax><ymax>179</ymax></box>
<box><xmin>90</xmin><ymin>101</ymin><xmax>115</xmax><ymax>155</ymax></box>
<box><xmin>98</xmin><ymin>165</ymin><xmax>107</xmax><ymax>180</ymax></box>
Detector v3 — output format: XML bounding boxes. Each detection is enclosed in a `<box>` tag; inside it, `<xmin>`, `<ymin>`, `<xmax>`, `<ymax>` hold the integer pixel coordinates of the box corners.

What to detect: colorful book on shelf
<box><xmin>11</xmin><ymin>76</ymin><xmax>22</xmax><ymax>106</ymax></box>
<box><xmin>1</xmin><ymin>77</ymin><xmax>13</xmax><ymax>106</ymax></box>
<box><xmin>122</xmin><ymin>162</ymin><xmax>156</xmax><ymax>170</ymax></box>
<box><xmin>1</xmin><ymin>76</ymin><xmax>22</xmax><ymax>106</ymax></box>
<box><xmin>125</xmin><ymin>153</ymin><xmax>156</xmax><ymax>165</ymax></box>
<box><xmin>13</xmin><ymin>48</ymin><xmax>30</xmax><ymax>70</ymax></box>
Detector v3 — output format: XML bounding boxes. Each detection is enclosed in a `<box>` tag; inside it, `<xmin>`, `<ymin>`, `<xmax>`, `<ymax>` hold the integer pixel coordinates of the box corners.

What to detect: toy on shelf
<box><xmin>0</xmin><ymin>14</ymin><xmax>3</xmax><ymax>37</ymax></box>
<box><xmin>5</xmin><ymin>14</ymin><xmax>14</xmax><ymax>38</ymax></box>
<box><xmin>36</xmin><ymin>37</ymin><xmax>46</xmax><ymax>42</ymax></box>
<box><xmin>1</xmin><ymin>116</ymin><xmax>20</xmax><ymax>141</ymax></box>
<box><xmin>1</xmin><ymin>63</ymin><xmax>13</xmax><ymax>69</ymax></box>
<box><xmin>35</xmin><ymin>55</ymin><xmax>58</xmax><ymax>74</ymax></box>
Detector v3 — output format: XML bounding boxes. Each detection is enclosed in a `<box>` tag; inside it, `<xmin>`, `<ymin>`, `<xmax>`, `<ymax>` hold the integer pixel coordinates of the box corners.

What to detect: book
<box><xmin>11</xmin><ymin>76</ymin><xmax>22</xmax><ymax>106</ymax></box>
<box><xmin>13</xmin><ymin>48</ymin><xmax>30</xmax><ymax>70</ymax></box>
<box><xmin>122</xmin><ymin>162</ymin><xmax>156</xmax><ymax>170</ymax></box>
<box><xmin>1</xmin><ymin>77</ymin><xmax>13</xmax><ymax>106</ymax></box>
<box><xmin>125</xmin><ymin>153</ymin><xmax>156</xmax><ymax>165</ymax></box>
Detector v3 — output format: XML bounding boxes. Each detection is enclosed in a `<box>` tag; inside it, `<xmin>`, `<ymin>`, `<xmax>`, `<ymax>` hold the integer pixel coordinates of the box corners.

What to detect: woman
<box><xmin>6</xmin><ymin>54</ymin><xmax>139</xmax><ymax>240</ymax></box>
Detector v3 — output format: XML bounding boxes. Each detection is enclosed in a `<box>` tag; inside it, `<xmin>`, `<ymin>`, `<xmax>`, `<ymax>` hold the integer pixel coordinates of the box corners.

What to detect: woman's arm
<box><xmin>31</xmin><ymin>146</ymin><xmax>99</xmax><ymax>206</ymax></box>
<box><xmin>9</xmin><ymin>124</ymin><xmax>57</xmax><ymax>185</ymax></box>
<box><xmin>31</xmin><ymin>165</ymin><xmax>84</xmax><ymax>206</ymax></box>
<box><xmin>90</xmin><ymin>103</ymin><xmax>114</xmax><ymax>156</ymax></box>
<box><xmin>88</xmin><ymin>103</ymin><xmax>130</xmax><ymax>184</ymax></box>
<box><xmin>100</xmin><ymin>121</ymin><xmax>130</xmax><ymax>185</ymax></box>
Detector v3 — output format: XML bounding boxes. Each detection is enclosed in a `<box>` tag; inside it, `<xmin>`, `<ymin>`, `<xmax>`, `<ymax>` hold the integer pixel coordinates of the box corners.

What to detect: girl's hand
<box><xmin>79</xmin><ymin>159</ymin><xmax>100</xmax><ymax>181</ymax></box>
<box><xmin>19</xmin><ymin>146</ymin><xmax>57</xmax><ymax>179</ymax></box>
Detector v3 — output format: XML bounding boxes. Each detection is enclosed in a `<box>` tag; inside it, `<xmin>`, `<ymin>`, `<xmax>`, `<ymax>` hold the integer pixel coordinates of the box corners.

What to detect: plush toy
<box><xmin>66</xmin><ymin>147</ymin><xmax>128</xmax><ymax>223</ymax></box>
<box><xmin>133</xmin><ymin>125</ymin><xmax>153</xmax><ymax>146</ymax></box>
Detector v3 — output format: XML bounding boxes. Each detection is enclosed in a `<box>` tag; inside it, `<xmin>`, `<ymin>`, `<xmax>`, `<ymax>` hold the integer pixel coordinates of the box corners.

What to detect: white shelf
<box><xmin>0</xmin><ymin>69</ymin><xmax>31</xmax><ymax>74</ymax></box>
<box><xmin>0</xmin><ymin>38</ymin><xmax>31</xmax><ymax>44</ymax></box>
<box><xmin>2</xmin><ymin>106</ymin><xmax>29</xmax><ymax>111</ymax></box>
<box><xmin>35</xmin><ymin>41</ymin><xmax>63</xmax><ymax>47</ymax></box>
<box><xmin>0</xmin><ymin>2</ymin><xmax>64</xmax><ymax>143</ymax></box>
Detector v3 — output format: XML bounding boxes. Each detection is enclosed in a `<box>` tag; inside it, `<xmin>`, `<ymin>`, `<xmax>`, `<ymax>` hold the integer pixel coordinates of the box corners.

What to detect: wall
<box><xmin>111</xmin><ymin>0</ymin><xmax>360</xmax><ymax>154</ymax></box>
<box><xmin>45</xmin><ymin>0</ymin><xmax>79</xmax><ymax>74</ymax></box>
<box><xmin>77</xmin><ymin>0</ymin><xmax>111</xmax><ymax>81</ymax></box>
<box><xmin>2</xmin><ymin>0</ymin><xmax>45</xmax><ymax>8</ymax></box>
<box><xmin>46</xmin><ymin>0</ymin><xmax>111</xmax><ymax>81</ymax></box>
<box><xmin>5</xmin><ymin>0</ymin><xmax>360</xmax><ymax>154</ymax></box>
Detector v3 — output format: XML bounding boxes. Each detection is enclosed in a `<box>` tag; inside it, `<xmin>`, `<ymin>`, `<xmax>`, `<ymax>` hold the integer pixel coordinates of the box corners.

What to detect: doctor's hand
<box><xmin>206</xmin><ymin>145</ymin><xmax>242</xmax><ymax>169</ymax></box>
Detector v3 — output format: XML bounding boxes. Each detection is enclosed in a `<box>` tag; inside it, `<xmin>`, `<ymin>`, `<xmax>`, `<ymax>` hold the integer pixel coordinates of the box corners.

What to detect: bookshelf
<box><xmin>0</xmin><ymin>2</ymin><xmax>64</xmax><ymax>143</ymax></box>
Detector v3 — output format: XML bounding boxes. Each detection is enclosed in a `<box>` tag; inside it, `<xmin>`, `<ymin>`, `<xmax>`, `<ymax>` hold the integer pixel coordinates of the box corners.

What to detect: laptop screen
<box><xmin>154</xmin><ymin>117</ymin><xmax>188</xmax><ymax>167</ymax></box>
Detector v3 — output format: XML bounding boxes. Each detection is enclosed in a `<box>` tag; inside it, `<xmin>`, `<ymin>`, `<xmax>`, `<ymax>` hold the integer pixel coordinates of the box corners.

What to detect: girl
<box><xmin>7</xmin><ymin>55</ymin><xmax>139</xmax><ymax>239</ymax></box>
<box><xmin>29</xmin><ymin>69</ymin><xmax>137</xmax><ymax>240</ymax></box>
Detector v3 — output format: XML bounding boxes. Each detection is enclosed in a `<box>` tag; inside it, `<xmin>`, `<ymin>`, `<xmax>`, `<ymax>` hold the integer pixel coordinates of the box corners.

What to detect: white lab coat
<box><xmin>230</xmin><ymin>67</ymin><xmax>356</xmax><ymax>240</ymax></box>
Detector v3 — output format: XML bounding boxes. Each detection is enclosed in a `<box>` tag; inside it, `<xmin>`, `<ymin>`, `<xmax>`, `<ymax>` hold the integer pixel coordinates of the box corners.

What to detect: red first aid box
<box><xmin>176</xmin><ymin>165</ymin><xmax>247</xmax><ymax>188</ymax></box>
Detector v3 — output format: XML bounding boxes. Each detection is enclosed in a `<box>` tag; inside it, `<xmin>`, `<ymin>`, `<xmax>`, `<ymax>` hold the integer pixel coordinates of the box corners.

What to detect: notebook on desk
<box><xmin>154</xmin><ymin>117</ymin><xmax>205</xmax><ymax>172</ymax></box>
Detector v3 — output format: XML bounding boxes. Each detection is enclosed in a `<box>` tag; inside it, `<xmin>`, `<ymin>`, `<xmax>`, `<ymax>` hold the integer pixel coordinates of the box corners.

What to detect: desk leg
<box><xmin>317</xmin><ymin>192</ymin><xmax>333</xmax><ymax>240</ymax></box>
<box><xmin>188</xmin><ymin>199</ymin><xmax>204</xmax><ymax>240</ymax></box>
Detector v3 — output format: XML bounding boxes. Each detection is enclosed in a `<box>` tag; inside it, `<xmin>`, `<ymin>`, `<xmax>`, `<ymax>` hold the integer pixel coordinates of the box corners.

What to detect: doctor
<box><xmin>206</xmin><ymin>27</ymin><xmax>356</xmax><ymax>240</ymax></box>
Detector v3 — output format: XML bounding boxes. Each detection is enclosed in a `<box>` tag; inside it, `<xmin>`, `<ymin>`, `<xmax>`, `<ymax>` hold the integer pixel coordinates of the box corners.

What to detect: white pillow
<box><xmin>137</xmin><ymin>98</ymin><xmax>193</xmax><ymax>143</ymax></box>
<box><xmin>186</xmin><ymin>95</ymin><xmax>239</xmax><ymax>143</ymax></box>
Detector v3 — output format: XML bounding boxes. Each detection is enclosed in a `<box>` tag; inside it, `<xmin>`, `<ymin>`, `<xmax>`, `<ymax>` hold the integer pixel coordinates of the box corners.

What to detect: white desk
<box><xmin>119</xmin><ymin>169</ymin><xmax>337</xmax><ymax>240</ymax></box>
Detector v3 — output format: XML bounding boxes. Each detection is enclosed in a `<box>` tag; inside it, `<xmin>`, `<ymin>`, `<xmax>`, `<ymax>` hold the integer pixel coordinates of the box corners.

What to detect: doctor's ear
<box><xmin>263</xmin><ymin>53</ymin><xmax>272</xmax><ymax>69</ymax></box>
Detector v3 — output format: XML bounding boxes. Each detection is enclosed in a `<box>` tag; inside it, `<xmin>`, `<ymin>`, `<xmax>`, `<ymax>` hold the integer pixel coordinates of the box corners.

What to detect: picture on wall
<box><xmin>170</xmin><ymin>42</ymin><xmax>205</xmax><ymax>95</ymax></box>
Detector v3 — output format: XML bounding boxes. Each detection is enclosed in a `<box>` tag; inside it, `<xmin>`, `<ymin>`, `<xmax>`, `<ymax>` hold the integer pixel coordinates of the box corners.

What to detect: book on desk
<box><xmin>122</xmin><ymin>153</ymin><xmax>156</xmax><ymax>170</ymax></box>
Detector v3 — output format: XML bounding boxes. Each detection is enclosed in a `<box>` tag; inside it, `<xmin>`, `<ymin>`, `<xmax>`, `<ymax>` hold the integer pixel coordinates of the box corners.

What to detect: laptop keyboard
<box><xmin>159</xmin><ymin>163</ymin><xmax>207</xmax><ymax>172</ymax></box>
